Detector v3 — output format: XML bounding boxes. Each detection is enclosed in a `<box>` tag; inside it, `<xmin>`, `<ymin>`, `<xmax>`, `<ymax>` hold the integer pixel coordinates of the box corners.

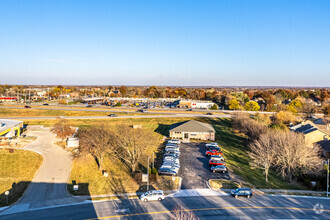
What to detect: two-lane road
<box><xmin>1</xmin><ymin>194</ymin><xmax>329</xmax><ymax>219</ymax></box>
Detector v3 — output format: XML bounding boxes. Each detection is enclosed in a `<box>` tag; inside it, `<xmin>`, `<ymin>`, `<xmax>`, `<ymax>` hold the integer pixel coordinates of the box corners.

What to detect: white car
<box><xmin>140</xmin><ymin>190</ymin><xmax>165</xmax><ymax>202</ymax></box>
<box><xmin>168</xmin><ymin>139</ymin><xmax>180</xmax><ymax>144</ymax></box>
<box><xmin>210</xmin><ymin>155</ymin><xmax>224</xmax><ymax>161</ymax></box>
<box><xmin>206</xmin><ymin>143</ymin><xmax>218</xmax><ymax>148</ymax></box>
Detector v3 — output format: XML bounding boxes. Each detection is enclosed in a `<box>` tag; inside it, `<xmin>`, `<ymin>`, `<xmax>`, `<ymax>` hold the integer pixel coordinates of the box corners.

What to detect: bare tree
<box><xmin>111</xmin><ymin>125</ymin><xmax>158</xmax><ymax>174</ymax></box>
<box><xmin>53</xmin><ymin>117</ymin><xmax>74</xmax><ymax>140</ymax></box>
<box><xmin>78</xmin><ymin>124</ymin><xmax>114</xmax><ymax>170</ymax></box>
<box><xmin>172</xmin><ymin>205</ymin><xmax>198</xmax><ymax>220</ymax></box>
<box><xmin>249</xmin><ymin>131</ymin><xmax>277</xmax><ymax>182</ymax></box>
<box><xmin>273</xmin><ymin>131</ymin><xmax>322</xmax><ymax>182</ymax></box>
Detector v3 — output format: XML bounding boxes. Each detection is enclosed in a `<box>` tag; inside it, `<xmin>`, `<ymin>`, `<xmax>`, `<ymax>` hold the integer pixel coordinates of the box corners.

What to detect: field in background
<box><xmin>0</xmin><ymin>149</ymin><xmax>43</xmax><ymax>206</ymax></box>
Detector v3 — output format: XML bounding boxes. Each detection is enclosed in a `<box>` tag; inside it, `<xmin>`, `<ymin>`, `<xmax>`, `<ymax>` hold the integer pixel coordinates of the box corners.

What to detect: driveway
<box><xmin>179</xmin><ymin>143</ymin><xmax>230</xmax><ymax>189</ymax></box>
<box><xmin>2</xmin><ymin>127</ymin><xmax>84</xmax><ymax>215</ymax></box>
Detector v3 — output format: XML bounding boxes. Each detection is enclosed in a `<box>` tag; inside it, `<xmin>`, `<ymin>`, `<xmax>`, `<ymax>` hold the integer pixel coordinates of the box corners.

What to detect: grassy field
<box><xmin>204</xmin><ymin>118</ymin><xmax>303</xmax><ymax>189</ymax></box>
<box><xmin>0</xmin><ymin>149</ymin><xmax>43</xmax><ymax>206</ymax></box>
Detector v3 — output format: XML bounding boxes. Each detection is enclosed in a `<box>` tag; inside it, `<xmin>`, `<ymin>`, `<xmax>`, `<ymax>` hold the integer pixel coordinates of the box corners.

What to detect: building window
<box><xmin>191</xmin><ymin>133</ymin><xmax>197</xmax><ymax>136</ymax></box>
<box><xmin>175</xmin><ymin>132</ymin><xmax>181</xmax><ymax>134</ymax></box>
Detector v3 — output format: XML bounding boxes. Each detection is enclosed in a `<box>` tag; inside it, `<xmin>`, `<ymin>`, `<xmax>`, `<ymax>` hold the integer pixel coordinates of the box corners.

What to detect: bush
<box><xmin>210</xmin><ymin>104</ymin><xmax>218</xmax><ymax>110</ymax></box>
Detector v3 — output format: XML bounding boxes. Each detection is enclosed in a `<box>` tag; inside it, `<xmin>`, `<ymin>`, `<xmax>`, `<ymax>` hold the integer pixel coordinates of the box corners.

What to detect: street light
<box><xmin>5</xmin><ymin>191</ymin><xmax>9</xmax><ymax>205</ymax></box>
<box><xmin>327</xmin><ymin>159</ymin><xmax>329</xmax><ymax>197</ymax></box>
<box><xmin>147</xmin><ymin>156</ymin><xmax>150</xmax><ymax>191</ymax></box>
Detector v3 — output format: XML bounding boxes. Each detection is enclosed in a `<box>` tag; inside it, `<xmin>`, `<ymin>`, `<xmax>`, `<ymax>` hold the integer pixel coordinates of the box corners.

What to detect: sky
<box><xmin>0</xmin><ymin>0</ymin><xmax>330</xmax><ymax>87</ymax></box>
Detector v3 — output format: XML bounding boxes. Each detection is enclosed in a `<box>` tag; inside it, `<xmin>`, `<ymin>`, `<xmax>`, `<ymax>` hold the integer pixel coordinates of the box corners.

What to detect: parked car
<box><xmin>24</xmin><ymin>106</ymin><xmax>31</xmax><ymax>108</ymax></box>
<box><xmin>108</xmin><ymin>114</ymin><xmax>118</xmax><ymax>117</ymax></box>
<box><xmin>168</xmin><ymin>139</ymin><xmax>180</xmax><ymax>144</ymax></box>
<box><xmin>186</xmin><ymin>109</ymin><xmax>193</xmax><ymax>111</ymax></box>
<box><xmin>210</xmin><ymin>165</ymin><xmax>228</xmax><ymax>173</ymax></box>
<box><xmin>166</xmin><ymin>150</ymin><xmax>180</xmax><ymax>156</ymax></box>
<box><xmin>140</xmin><ymin>190</ymin><xmax>165</xmax><ymax>202</ymax></box>
<box><xmin>231</xmin><ymin>188</ymin><xmax>253</xmax><ymax>198</ymax></box>
<box><xmin>205</xmin><ymin>143</ymin><xmax>218</xmax><ymax>147</ymax></box>
<box><xmin>163</xmin><ymin>156</ymin><xmax>180</xmax><ymax>162</ymax></box>
<box><xmin>206</xmin><ymin>149</ymin><xmax>223</xmax><ymax>156</ymax></box>
<box><xmin>163</xmin><ymin>153</ymin><xmax>180</xmax><ymax>158</ymax></box>
<box><xmin>158</xmin><ymin>167</ymin><xmax>177</xmax><ymax>175</ymax></box>
<box><xmin>210</xmin><ymin>155</ymin><xmax>224</xmax><ymax>161</ymax></box>
<box><xmin>165</xmin><ymin>146</ymin><xmax>180</xmax><ymax>151</ymax></box>
<box><xmin>209</xmin><ymin>159</ymin><xmax>226</xmax><ymax>167</ymax></box>
<box><xmin>137</xmin><ymin>109</ymin><xmax>148</xmax><ymax>113</ymax></box>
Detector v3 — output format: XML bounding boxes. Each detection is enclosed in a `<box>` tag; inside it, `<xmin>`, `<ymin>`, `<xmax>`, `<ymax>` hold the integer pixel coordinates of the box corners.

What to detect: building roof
<box><xmin>169</xmin><ymin>120</ymin><xmax>215</xmax><ymax>133</ymax></box>
<box><xmin>0</xmin><ymin>119</ymin><xmax>23</xmax><ymax>133</ymax></box>
<box><xmin>316</xmin><ymin>140</ymin><xmax>330</xmax><ymax>153</ymax></box>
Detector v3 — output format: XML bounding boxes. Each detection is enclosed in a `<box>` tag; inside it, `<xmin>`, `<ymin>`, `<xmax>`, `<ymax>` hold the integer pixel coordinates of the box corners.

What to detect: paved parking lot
<box><xmin>178</xmin><ymin>143</ymin><xmax>230</xmax><ymax>189</ymax></box>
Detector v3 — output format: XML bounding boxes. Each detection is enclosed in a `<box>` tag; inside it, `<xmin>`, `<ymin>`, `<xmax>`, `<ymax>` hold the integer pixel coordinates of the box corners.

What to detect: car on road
<box><xmin>137</xmin><ymin>109</ymin><xmax>148</xmax><ymax>113</ymax></box>
<box><xmin>158</xmin><ymin>167</ymin><xmax>177</xmax><ymax>176</ymax></box>
<box><xmin>86</xmin><ymin>105</ymin><xmax>92</xmax><ymax>107</ymax></box>
<box><xmin>210</xmin><ymin>165</ymin><xmax>228</xmax><ymax>173</ymax></box>
<box><xmin>206</xmin><ymin>113</ymin><xmax>213</xmax><ymax>115</ymax></box>
<box><xmin>186</xmin><ymin>109</ymin><xmax>193</xmax><ymax>111</ymax></box>
<box><xmin>231</xmin><ymin>188</ymin><xmax>253</xmax><ymax>198</ymax></box>
<box><xmin>24</xmin><ymin>105</ymin><xmax>31</xmax><ymax>108</ymax></box>
<box><xmin>43</xmin><ymin>103</ymin><xmax>49</xmax><ymax>105</ymax></box>
<box><xmin>108</xmin><ymin>114</ymin><xmax>118</xmax><ymax>117</ymax></box>
<box><xmin>168</xmin><ymin>139</ymin><xmax>180</xmax><ymax>144</ymax></box>
<box><xmin>206</xmin><ymin>149</ymin><xmax>223</xmax><ymax>156</ymax></box>
<box><xmin>209</xmin><ymin>159</ymin><xmax>226</xmax><ymax>167</ymax></box>
<box><xmin>140</xmin><ymin>190</ymin><xmax>165</xmax><ymax>202</ymax></box>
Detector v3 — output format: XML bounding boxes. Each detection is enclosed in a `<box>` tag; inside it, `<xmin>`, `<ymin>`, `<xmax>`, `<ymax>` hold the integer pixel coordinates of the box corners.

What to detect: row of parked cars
<box><xmin>205</xmin><ymin>142</ymin><xmax>228</xmax><ymax>173</ymax></box>
<box><xmin>158</xmin><ymin>139</ymin><xmax>181</xmax><ymax>176</ymax></box>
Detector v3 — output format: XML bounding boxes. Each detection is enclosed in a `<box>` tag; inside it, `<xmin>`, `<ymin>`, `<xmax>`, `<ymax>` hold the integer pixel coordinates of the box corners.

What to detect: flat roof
<box><xmin>0</xmin><ymin>119</ymin><xmax>23</xmax><ymax>133</ymax></box>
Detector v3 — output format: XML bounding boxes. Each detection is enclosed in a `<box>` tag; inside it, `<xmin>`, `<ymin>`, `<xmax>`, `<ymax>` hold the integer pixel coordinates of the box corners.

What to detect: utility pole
<box><xmin>147</xmin><ymin>156</ymin><xmax>150</xmax><ymax>191</ymax></box>
<box><xmin>152</xmin><ymin>152</ymin><xmax>155</xmax><ymax>169</ymax></box>
<box><xmin>327</xmin><ymin>159</ymin><xmax>329</xmax><ymax>197</ymax></box>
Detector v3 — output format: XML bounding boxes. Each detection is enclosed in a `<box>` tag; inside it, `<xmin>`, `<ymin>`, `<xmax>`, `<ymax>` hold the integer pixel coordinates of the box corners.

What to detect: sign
<box><xmin>5</xmin><ymin>191</ymin><xmax>9</xmax><ymax>196</ymax></box>
<box><xmin>142</xmin><ymin>174</ymin><xmax>148</xmax><ymax>182</ymax></box>
<box><xmin>73</xmin><ymin>185</ymin><xmax>79</xmax><ymax>191</ymax></box>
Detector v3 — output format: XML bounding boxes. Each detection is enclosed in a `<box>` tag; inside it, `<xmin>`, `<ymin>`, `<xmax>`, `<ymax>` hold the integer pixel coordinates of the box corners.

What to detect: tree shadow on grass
<box><xmin>154</xmin><ymin>124</ymin><xmax>171</xmax><ymax>137</ymax></box>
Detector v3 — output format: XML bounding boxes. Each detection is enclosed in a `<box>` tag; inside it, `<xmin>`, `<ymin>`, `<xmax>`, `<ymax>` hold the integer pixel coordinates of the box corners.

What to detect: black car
<box><xmin>43</xmin><ymin>103</ymin><xmax>49</xmax><ymax>105</ymax></box>
<box><xmin>210</xmin><ymin>165</ymin><xmax>228</xmax><ymax>173</ymax></box>
<box><xmin>24</xmin><ymin>106</ymin><xmax>31</xmax><ymax>108</ymax></box>
<box><xmin>231</xmin><ymin>188</ymin><xmax>253</xmax><ymax>198</ymax></box>
<box><xmin>108</xmin><ymin>114</ymin><xmax>118</xmax><ymax>117</ymax></box>
<box><xmin>86</xmin><ymin>105</ymin><xmax>92</xmax><ymax>107</ymax></box>
<box><xmin>206</xmin><ymin>112</ymin><xmax>213</xmax><ymax>115</ymax></box>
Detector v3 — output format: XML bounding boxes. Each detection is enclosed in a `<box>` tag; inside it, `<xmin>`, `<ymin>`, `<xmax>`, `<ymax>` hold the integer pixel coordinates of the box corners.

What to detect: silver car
<box><xmin>140</xmin><ymin>190</ymin><xmax>165</xmax><ymax>202</ymax></box>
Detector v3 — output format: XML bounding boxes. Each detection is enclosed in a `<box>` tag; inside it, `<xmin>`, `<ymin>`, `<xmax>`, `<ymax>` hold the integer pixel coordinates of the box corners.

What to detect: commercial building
<box><xmin>169</xmin><ymin>120</ymin><xmax>215</xmax><ymax>142</ymax></box>
<box><xmin>0</xmin><ymin>119</ymin><xmax>23</xmax><ymax>138</ymax></box>
<box><xmin>177</xmin><ymin>100</ymin><xmax>215</xmax><ymax>109</ymax></box>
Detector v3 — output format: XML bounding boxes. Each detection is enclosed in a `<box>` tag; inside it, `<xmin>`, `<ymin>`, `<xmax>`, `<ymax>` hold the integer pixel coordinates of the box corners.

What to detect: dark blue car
<box><xmin>231</xmin><ymin>188</ymin><xmax>253</xmax><ymax>198</ymax></box>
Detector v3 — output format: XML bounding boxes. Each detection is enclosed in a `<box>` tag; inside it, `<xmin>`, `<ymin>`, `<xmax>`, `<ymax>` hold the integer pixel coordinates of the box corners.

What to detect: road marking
<box><xmin>87</xmin><ymin>206</ymin><xmax>330</xmax><ymax>219</ymax></box>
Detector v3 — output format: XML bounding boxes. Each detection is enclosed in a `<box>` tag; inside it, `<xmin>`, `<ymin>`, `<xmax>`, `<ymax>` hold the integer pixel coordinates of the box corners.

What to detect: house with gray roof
<box><xmin>169</xmin><ymin>120</ymin><xmax>215</xmax><ymax>142</ymax></box>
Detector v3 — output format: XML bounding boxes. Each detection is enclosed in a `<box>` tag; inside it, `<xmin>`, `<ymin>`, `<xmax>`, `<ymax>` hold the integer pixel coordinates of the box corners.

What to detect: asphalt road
<box><xmin>3</xmin><ymin>114</ymin><xmax>231</xmax><ymax>120</ymax></box>
<box><xmin>0</xmin><ymin>194</ymin><xmax>329</xmax><ymax>219</ymax></box>
<box><xmin>179</xmin><ymin>143</ymin><xmax>230</xmax><ymax>189</ymax></box>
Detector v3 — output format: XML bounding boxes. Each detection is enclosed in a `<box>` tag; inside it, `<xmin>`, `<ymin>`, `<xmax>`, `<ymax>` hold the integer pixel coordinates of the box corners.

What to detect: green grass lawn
<box><xmin>0</xmin><ymin>149</ymin><xmax>43</xmax><ymax>206</ymax></box>
<box><xmin>203</xmin><ymin>118</ymin><xmax>303</xmax><ymax>189</ymax></box>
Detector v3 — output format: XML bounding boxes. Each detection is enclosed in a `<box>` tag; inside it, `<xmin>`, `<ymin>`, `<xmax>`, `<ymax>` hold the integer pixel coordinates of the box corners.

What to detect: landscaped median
<box><xmin>0</xmin><ymin>149</ymin><xmax>43</xmax><ymax>207</ymax></box>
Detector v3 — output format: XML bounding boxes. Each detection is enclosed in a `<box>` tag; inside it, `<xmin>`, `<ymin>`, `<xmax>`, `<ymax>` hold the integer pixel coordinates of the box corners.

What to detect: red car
<box><xmin>209</xmin><ymin>159</ymin><xmax>226</xmax><ymax>167</ymax></box>
<box><xmin>205</xmin><ymin>149</ymin><xmax>223</xmax><ymax>156</ymax></box>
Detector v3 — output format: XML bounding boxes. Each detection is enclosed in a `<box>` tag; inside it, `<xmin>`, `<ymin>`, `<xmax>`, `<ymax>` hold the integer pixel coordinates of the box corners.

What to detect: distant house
<box><xmin>316</xmin><ymin>139</ymin><xmax>330</xmax><ymax>159</ymax></box>
<box><xmin>290</xmin><ymin>121</ymin><xmax>329</xmax><ymax>146</ymax></box>
<box><xmin>169</xmin><ymin>120</ymin><xmax>215</xmax><ymax>142</ymax></box>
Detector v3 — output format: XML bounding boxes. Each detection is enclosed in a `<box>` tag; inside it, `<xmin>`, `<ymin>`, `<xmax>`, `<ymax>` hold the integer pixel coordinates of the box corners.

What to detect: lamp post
<box><xmin>152</xmin><ymin>152</ymin><xmax>155</xmax><ymax>170</ymax></box>
<box><xmin>327</xmin><ymin>159</ymin><xmax>329</xmax><ymax>197</ymax></box>
<box><xmin>147</xmin><ymin>156</ymin><xmax>150</xmax><ymax>191</ymax></box>
<box><xmin>5</xmin><ymin>191</ymin><xmax>9</xmax><ymax>205</ymax></box>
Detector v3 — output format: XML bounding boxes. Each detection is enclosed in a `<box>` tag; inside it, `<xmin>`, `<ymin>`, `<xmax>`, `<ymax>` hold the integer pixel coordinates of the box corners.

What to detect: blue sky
<box><xmin>0</xmin><ymin>0</ymin><xmax>329</xmax><ymax>86</ymax></box>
